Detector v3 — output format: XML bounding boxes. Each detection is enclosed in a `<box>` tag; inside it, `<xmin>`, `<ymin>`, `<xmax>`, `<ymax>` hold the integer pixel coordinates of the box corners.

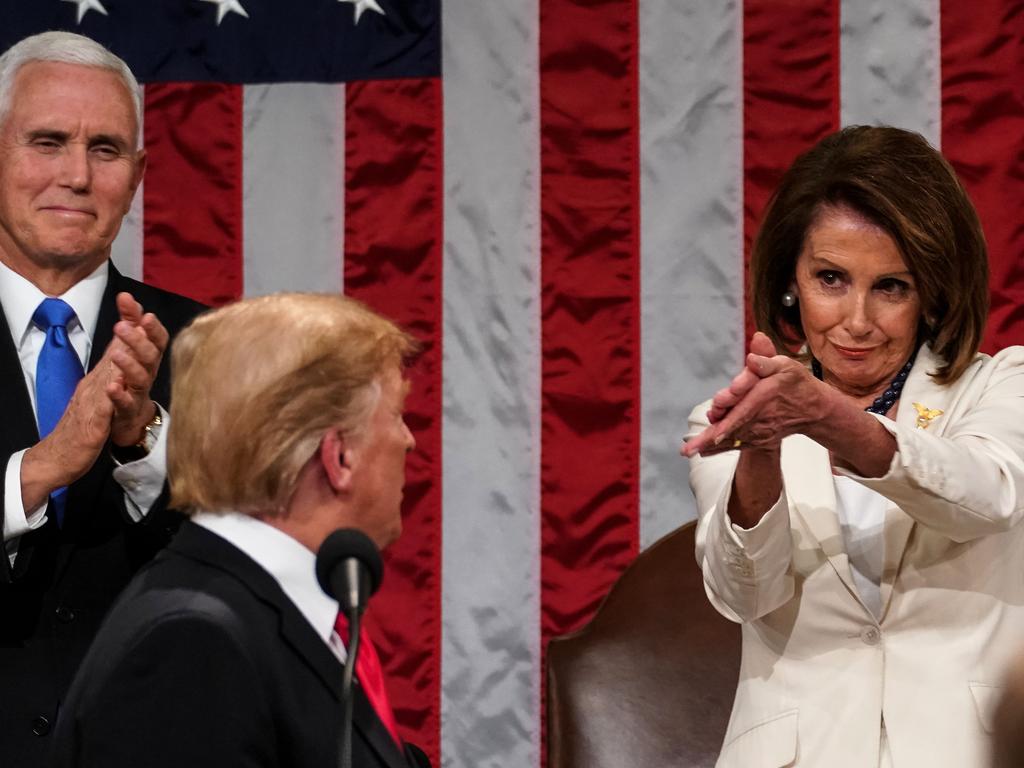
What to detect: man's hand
<box><xmin>19</xmin><ymin>293</ymin><xmax>170</xmax><ymax>512</ymax></box>
<box><xmin>20</xmin><ymin>350</ymin><xmax>121</xmax><ymax>512</ymax></box>
<box><xmin>106</xmin><ymin>292</ymin><xmax>169</xmax><ymax>447</ymax></box>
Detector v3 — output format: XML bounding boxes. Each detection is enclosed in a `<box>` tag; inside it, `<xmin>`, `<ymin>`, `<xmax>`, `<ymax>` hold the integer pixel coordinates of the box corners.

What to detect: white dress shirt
<box><xmin>834</xmin><ymin>474</ymin><xmax>887</xmax><ymax>620</ymax></box>
<box><xmin>726</xmin><ymin>476</ymin><xmax>888</xmax><ymax>619</ymax></box>
<box><xmin>0</xmin><ymin>259</ymin><xmax>169</xmax><ymax>564</ymax></box>
<box><xmin>193</xmin><ymin>511</ymin><xmax>347</xmax><ymax>661</ymax></box>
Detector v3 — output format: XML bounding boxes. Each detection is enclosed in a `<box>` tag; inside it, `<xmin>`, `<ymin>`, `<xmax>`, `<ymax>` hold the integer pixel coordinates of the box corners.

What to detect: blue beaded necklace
<box><xmin>811</xmin><ymin>349</ymin><xmax>917</xmax><ymax>416</ymax></box>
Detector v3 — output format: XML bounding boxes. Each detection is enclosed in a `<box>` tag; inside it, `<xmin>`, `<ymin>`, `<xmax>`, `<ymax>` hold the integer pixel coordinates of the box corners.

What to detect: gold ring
<box><xmin>732</xmin><ymin>438</ymin><xmax>742</xmax><ymax>448</ymax></box>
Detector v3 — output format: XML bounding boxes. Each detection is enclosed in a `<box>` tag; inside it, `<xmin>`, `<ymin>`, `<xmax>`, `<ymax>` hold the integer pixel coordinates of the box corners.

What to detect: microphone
<box><xmin>315</xmin><ymin>529</ymin><xmax>384</xmax><ymax>768</ymax></box>
<box><xmin>315</xmin><ymin>528</ymin><xmax>384</xmax><ymax>613</ymax></box>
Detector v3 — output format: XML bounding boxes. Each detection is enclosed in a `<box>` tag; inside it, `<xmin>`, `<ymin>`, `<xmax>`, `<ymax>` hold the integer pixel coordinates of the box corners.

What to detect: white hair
<box><xmin>0</xmin><ymin>31</ymin><xmax>142</xmax><ymax>146</ymax></box>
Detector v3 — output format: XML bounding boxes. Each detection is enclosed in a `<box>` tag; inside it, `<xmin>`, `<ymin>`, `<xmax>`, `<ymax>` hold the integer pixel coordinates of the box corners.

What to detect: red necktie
<box><xmin>335</xmin><ymin>613</ymin><xmax>402</xmax><ymax>747</ymax></box>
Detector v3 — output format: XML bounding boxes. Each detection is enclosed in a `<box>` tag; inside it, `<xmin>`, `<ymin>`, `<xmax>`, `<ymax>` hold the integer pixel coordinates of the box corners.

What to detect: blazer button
<box><xmin>860</xmin><ymin>626</ymin><xmax>881</xmax><ymax>646</ymax></box>
<box><xmin>55</xmin><ymin>606</ymin><xmax>76</xmax><ymax>623</ymax></box>
<box><xmin>32</xmin><ymin>715</ymin><xmax>50</xmax><ymax>736</ymax></box>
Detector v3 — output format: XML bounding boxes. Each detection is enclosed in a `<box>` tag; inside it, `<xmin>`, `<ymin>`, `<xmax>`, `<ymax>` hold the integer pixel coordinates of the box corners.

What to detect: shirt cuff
<box><xmin>5</xmin><ymin>450</ymin><xmax>50</xmax><ymax>567</ymax></box>
<box><xmin>112</xmin><ymin>404</ymin><xmax>169</xmax><ymax>523</ymax></box>
<box><xmin>4</xmin><ymin>449</ymin><xmax>49</xmax><ymax>541</ymax></box>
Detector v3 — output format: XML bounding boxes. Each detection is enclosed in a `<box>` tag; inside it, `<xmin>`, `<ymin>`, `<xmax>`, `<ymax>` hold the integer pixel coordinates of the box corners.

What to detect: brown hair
<box><xmin>168</xmin><ymin>292</ymin><xmax>417</xmax><ymax>516</ymax></box>
<box><xmin>751</xmin><ymin>125</ymin><xmax>989</xmax><ymax>383</ymax></box>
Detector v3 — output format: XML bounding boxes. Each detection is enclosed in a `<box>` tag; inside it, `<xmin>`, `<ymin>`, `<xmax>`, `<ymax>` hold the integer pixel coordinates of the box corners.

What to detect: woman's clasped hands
<box><xmin>682</xmin><ymin>331</ymin><xmax>827</xmax><ymax>458</ymax></box>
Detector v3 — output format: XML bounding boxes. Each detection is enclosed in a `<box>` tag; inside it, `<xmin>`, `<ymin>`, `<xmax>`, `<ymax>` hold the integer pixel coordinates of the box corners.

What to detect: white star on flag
<box><xmin>339</xmin><ymin>0</ymin><xmax>386</xmax><ymax>24</ymax></box>
<box><xmin>62</xmin><ymin>0</ymin><xmax>108</xmax><ymax>24</ymax></box>
<box><xmin>201</xmin><ymin>0</ymin><xmax>250</xmax><ymax>25</ymax></box>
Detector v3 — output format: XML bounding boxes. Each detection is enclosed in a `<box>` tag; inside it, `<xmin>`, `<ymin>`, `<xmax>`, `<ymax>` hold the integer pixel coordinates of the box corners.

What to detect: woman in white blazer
<box><xmin>683</xmin><ymin>126</ymin><xmax>1024</xmax><ymax>768</ymax></box>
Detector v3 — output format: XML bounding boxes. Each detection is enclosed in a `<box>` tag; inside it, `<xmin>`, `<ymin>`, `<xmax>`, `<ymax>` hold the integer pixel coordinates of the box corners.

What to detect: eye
<box><xmin>31</xmin><ymin>138</ymin><xmax>61</xmax><ymax>152</ymax></box>
<box><xmin>91</xmin><ymin>144</ymin><xmax>122</xmax><ymax>159</ymax></box>
<box><xmin>817</xmin><ymin>270</ymin><xmax>843</xmax><ymax>287</ymax></box>
<box><xmin>876</xmin><ymin>278</ymin><xmax>911</xmax><ymax>296</ymax></box>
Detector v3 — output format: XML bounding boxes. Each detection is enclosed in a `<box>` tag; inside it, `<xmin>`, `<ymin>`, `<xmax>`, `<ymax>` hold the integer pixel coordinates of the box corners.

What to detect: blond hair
<box><xmin>168</xmin><ymin>293</ymin><xmax>417</xmax><ymax>516</ymax></box>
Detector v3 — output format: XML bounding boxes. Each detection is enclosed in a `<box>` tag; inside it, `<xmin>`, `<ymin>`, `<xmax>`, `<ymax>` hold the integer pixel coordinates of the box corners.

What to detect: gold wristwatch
<box><xmin>111</xmin><ymin>405</ymin><xmax>163</xmax><ymax>464</ymax></box>
<box><xmin>136</xmin><ymin>408</ymin><xmax>163</xmax><ymax>454</ymax></box>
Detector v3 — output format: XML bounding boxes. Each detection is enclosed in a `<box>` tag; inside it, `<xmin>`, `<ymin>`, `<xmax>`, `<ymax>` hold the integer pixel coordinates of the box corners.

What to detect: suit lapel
<box><xmin>89</xmin><ymin>261</ymin><xmax>120</xmax><ymax>372</ymax></box>
<box><xmin>276</xmin><ymin>597</ymin><xmax>347</xmax><ymax>701</ymax></box>
<box><xmin>277</xmin><ymin>611</ymin><xmax>411</xmax><ymax>768</ymax></box>
<box><xmin>877</xmin><ymin>344</ymin><xmax>951</xmax><ymax>619</ymax></box>
<box><xmin>786</xmin><ymin>346</ymin><xmax>955</xmax><ymax>619</ymax></box>
<box><xmin>0</xmin><ymin>302</ymin><xmax>39</xmax><ymax>452</ymax></box>
<box><xmin>174</xmin><ymin>523</ymin><xmax>414</xmax><ymax>768</ymax></box>
<box><xmin>0</xmin><ymin>298</ymin><xmax>43</xmax><ymax>581</ymax></box>
<box><xmin>172</xmin><ymin>523</ymin><xmax>348</xmax><ymax>701</ymax></box>
<box><xmin>351</xmin><ymin>683</ymin><xmax>415</xmax><ymax>768</ymax></box>
<box><xmin>781</xmin><ymin>433</ymin><xmax>862</xmax><ymax>601</ymax></box>
<box><xmin>51</xmin><ymin>264</ymin><xmax>122</xmax><ymax>578</ymax></box>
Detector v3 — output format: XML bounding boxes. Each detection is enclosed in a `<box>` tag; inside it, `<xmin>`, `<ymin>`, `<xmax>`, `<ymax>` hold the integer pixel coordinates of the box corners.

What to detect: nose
<box><xmin>58</xmin><ymin>144</ymin><xmax>91</xmax><ymax>193</ymax></box>
<box><xmin>403</xmin><ymin>420</ymin><xmax>416</xmax><ymax>453</ymax></box>
<box><xmin>843</xmin><ymin>290</ymin><xmax>874</xmax><ymax>339</ymax></box>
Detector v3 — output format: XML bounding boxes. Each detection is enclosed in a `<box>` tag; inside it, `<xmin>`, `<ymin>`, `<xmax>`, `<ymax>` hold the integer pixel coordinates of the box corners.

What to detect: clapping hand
<box><xmin>683</xmin><ymin>332</ymin><xmax>823</xmax><ymax>458</ymax></box>
<box><xmin>106</xmin><ymin>292</ymin><xmax>169</xmax><ymax>447</ymax></box>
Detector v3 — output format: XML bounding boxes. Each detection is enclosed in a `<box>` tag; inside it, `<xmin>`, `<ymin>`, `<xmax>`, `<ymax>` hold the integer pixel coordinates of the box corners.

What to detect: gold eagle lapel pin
<box><xmin>912</xmin><ymin>402</ymin><xmax>944</xmax><ymax>429</ymax></box>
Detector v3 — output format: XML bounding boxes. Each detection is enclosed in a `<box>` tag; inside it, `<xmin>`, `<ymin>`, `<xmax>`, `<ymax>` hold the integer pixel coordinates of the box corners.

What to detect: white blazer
<box><xmin>688</xmin><ymin>344</ymin><xmax>1024</xmax><ymax>768</ymax></box>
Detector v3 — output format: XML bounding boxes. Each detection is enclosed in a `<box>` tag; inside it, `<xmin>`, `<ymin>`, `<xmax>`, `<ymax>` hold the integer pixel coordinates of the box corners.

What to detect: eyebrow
<box><xmin>25</xmin><ymin>128</ymin><xmax>67</xmax><ymax>142</ymax></box>
<box><xmin>804</xmin><ymin>255</ymin><xmax>914</xmax><ymax>279</ymax></box>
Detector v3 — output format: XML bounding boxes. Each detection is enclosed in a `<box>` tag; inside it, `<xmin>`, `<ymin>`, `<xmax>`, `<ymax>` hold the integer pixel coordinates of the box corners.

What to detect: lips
<box><xmin>40</xmin><ymin>205</ymin><xmax>95</xmax><ymax>218</ymax></box>
<box><xmin>832</xmin><ymin>344</ymin><xmax>877</xmax><ymax>360</ymax></box>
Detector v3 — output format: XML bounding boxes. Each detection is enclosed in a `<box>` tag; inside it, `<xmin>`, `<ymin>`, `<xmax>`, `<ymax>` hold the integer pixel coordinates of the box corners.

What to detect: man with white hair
<box><xmin>53</xmin><ymin>292</ymin><xmax>430</xmax><ymax>767</ymax></box>
<box><xmin>0</xmin><ymin>31</ymin><xmax>204</xmax><ymax>765</ymax></box>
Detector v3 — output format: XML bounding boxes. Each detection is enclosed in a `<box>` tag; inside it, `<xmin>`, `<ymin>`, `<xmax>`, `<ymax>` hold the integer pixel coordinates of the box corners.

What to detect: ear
<box><xmin>128</xmin><ymin>149</ymin><xmax>147</xmax><ymax>202</ymax></box>
<box><xmin>319</xmin><ymin>428</ymin><xmax>355</xmax><ymax>494</ymax></box>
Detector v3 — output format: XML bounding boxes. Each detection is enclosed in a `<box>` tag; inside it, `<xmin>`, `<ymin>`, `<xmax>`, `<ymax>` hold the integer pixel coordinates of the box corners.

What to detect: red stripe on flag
<box><xmin>142</xmin><ymin>83</ymin><xmax>244</xmax><ymax>306</ymax></box>
<box><xmin>539</xmin><ymin>0</ymin><xmax>641</xmax><ymax>641</ymax></box>
<box><xmin>743</xmin><ymin>0</ymin><xmax>840</xmax><ymax>343</ymax></box>
<box><xmin>344</xmin><ymin>77</ymin><xmax>443</xmax><ymax>763</ymax></box>
<box><xmin>941</xmin><ymin>0</ymin><xmax>1024</xmax><ymax>351</ymax></box>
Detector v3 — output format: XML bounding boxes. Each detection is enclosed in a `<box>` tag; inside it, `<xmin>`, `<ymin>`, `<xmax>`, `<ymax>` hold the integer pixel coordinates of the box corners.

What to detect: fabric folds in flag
<box><xmin>3</xmin><ymin>2</ymin><xmax>1021</xmax><ymax>766</ymax></box>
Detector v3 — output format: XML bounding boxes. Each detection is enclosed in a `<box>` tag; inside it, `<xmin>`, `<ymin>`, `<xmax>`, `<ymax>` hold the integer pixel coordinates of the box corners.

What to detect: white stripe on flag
<box><xmin>639</xmin><ymin>1</ymin><xmax>744</xmax><ymax>544</ymax></box>
<box><xmin>840</xmin><ymin>0</ymin><xmax>942</xmax><ymax>147</ymax></box>
<box><xmin>441</xmin><ymin>0</ymin><xmax>542</xmax><ymax>764</ymax></box>
<box><xmin>242</xmin><ymin>84</ymin><xmax>345</xmax><ymax>297</ymax></box>
<box><xmin>111</xmin><ymin>178</ymin><xmax>145</xmax><ymax>282</ymax></box>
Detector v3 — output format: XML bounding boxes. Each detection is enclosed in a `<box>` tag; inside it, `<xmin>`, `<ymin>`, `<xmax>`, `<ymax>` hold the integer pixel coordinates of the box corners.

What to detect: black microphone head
<box><xmin>315</xmin><ymin>529</ymin><xmax>384</xmax><ymax>610</ymax></box>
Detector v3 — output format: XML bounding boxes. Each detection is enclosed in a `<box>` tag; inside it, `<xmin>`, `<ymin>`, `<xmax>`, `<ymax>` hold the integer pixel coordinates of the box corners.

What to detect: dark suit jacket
<box><xmin>51</xmin><ymin>521</ymin><xmax>431</xmax><ymax>768</ymax></box>
<box><xmin>0</xmin><ymin>264</ymin><xmax>205</xmax><ymax>766</ymax></box>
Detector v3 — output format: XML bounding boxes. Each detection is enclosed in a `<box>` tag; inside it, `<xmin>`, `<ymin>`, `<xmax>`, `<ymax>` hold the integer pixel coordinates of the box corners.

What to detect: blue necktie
<box><xmin>33</xmin><ymin>298</ymin><xmax>85</xmax><ymax>525</ymax></box>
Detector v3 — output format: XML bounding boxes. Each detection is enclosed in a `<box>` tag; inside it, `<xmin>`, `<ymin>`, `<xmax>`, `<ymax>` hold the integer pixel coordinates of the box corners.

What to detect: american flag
<box><xmin>3</xmin><ymin>1</ymin><xmax>1022</xmax><ymax>765</ymax></box>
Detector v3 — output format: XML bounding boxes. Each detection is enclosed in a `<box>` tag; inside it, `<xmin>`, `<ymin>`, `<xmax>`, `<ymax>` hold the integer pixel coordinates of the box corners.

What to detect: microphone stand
<box><xmin>339</xmin><ymin>607</ymin><xmax>362</xmax><ymax>768</ymax></box>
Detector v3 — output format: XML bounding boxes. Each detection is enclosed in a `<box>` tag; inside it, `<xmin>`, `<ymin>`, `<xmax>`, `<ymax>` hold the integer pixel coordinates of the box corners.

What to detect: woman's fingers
<box><xmin>749</xmin><ymin>331</ymin><xmax>777</xmax><ymax>358</ymax></box>
<box><xmin>681</xmin><ymin>424</ymin><xmax>723</xmax><ymax>457</ymax></box>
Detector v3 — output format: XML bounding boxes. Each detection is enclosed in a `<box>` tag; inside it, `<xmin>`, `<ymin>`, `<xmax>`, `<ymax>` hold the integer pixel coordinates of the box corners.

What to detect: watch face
<box><xmin>141</xmin><ymin>412</ymin><xmax>163</xmax><ymax>452</ymax></box>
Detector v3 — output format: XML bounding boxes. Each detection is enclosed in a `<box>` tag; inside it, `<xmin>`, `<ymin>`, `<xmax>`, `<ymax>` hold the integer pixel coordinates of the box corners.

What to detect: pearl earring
<box><xmin>781</xmin><ymin>291</ymin><xmax>797</xmax><ymax>307</ymax></box>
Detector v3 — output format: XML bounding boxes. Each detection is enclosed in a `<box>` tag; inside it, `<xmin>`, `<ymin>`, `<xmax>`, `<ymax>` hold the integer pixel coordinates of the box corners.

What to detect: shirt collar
<box><xmin>0</xmin><ymin>259</ymin><xmax>109</xmax><ymax>349</ymax></box>
<box><xmin>191</xmin><ymin>511</ymin><xmax>339</xmax><ymax>648</ymax></box>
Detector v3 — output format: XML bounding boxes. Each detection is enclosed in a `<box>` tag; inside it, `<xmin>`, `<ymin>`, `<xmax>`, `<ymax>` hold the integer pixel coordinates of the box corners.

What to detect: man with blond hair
<box><xmin>53</xmin><ymin>292</ymin><xmax>431</xmax><ymax>768</ymax></box>
<box><xmin>0</xmin><ymin>31</ymin><xmax>203</xmax><ymax>763</ymax></box>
